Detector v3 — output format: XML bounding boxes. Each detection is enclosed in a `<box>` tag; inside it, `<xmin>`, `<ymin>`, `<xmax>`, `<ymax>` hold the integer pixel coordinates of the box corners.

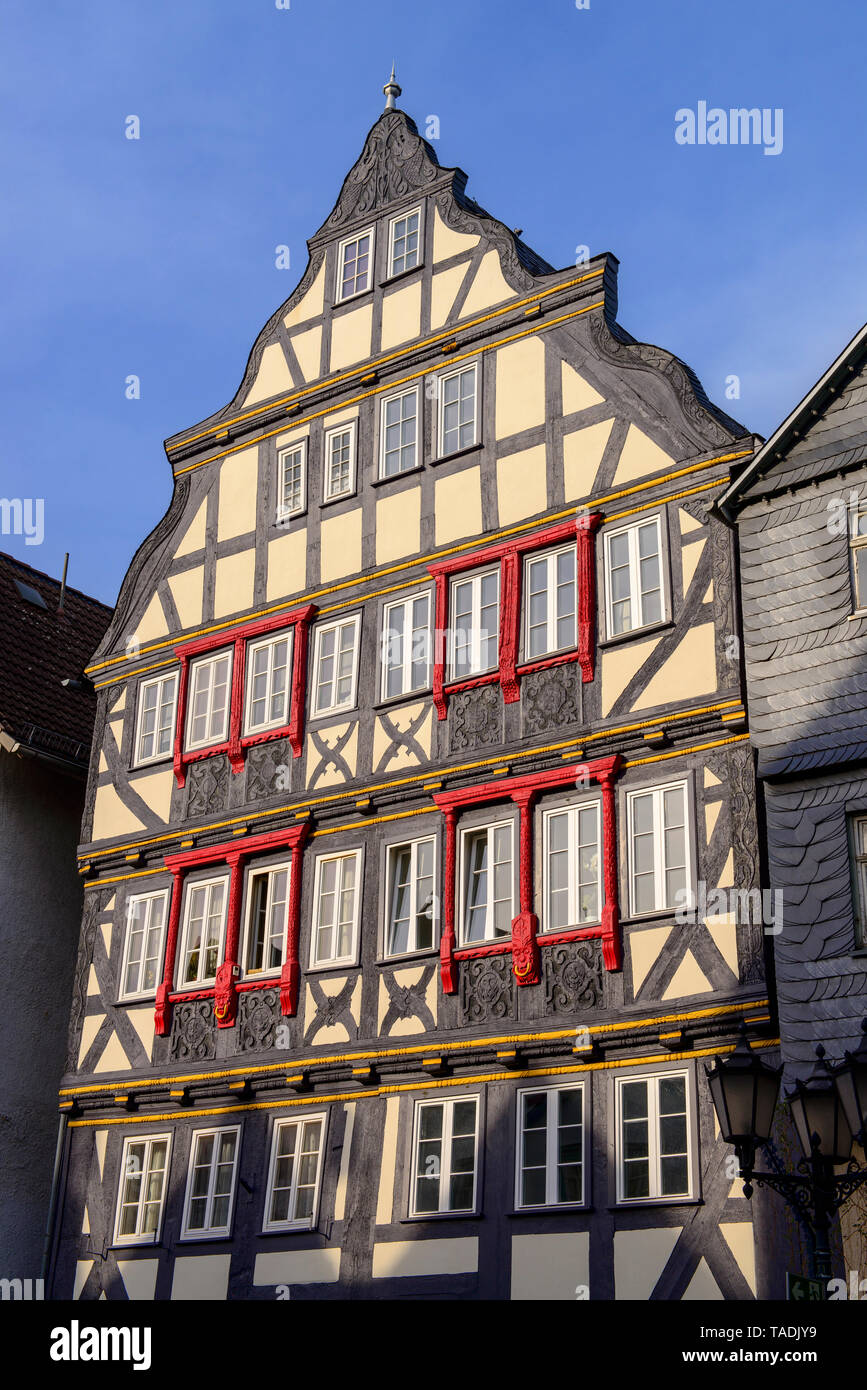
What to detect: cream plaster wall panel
<box><xmin>704</xmin><ymin>765</ymin><xmax>723</xmax><ymax>788</ymax></box>
<box><xmin>372</xmin><ymin>703</ymin><xmax>433</xmax><ymax>771</ymax></box>
<box><xmin>126</xmin><ymin>1004</ymin><xmax>155</xmax><ymax>1060</ymax></box>
<box><xmin>275</xmin><ymin>423</ymin><xmax>309</xmax><ymax>451</ymax></box>
<box><xmin>94</xmin><ymin>1130</ymin><xmax>108</xmax><ymax>1180</ymax></box>
<box><xmin>377</xmin><ymin>965</ymin><xmax>436</xmax><ymax>1036</ymax></box>
<box><xmin>81</xmin><ymin>1208</ymin><xmax>89</xmax><ymax>1233</ymax></box>
<box><xmin>612</xmin><ymin>423</ymin><xmax>677</xmax><ymax>486</ymax></box>
<box><xmin>171</xmin><ymin>1254</ymin><xmax>232</xmax><ymax>1301</ymax></box>
<box><xmin>435</xmin><ymin>467</ymin><xmax>482</xmax><ymax>545</ymax></box>
<box><xmin>302</xmin><ymin>974</ymin><xmax>361</xmax><ymax>1045</ymax></box>
<box><xmin>306</xmin><ymin>722</ymin><xmax>359</xmax><ymax>788</ymax></box>
<box><xmin>681</xmin><ymin>537</ymin><xmax>707</xmax><ymax>595</ymax></box>
<box><xmin>284</xmin><ymin>260</ymin><xmax>326</xmax><ymax>329</ymax></box>
<box><xmin>510</xmin><ymin>1232</ymin><xmax>591</xmax><ymax>1301</ymax></box>
<box><xmin>705</xmin><ymin>798</ymin><xmax>722</xmax><ymax>843</ymax></box>
<box><xmin>561</xmin><ymin>360</ymin><xmax>604</xmax><ymax>414</ymax></box>
<box><xmin>460</xmin><ymin>249</ymin><xmax>515</xmax><ymax>318</ymax></box>
<box><xmin>494</xmin><ymin>337</ymin><xmax>546</xmax><ymax>439</ymax></box>
<box><xmin>662</xmin><ymin>951</ymin><xmax>713</xmax><ymax>1000</ymax></box>
<box><xmin>108</xmin><ymin>689</ymin><xmax>126</xmax><ymax>716</ymax></box>
<box><xmin>563</xmin><ymin>418</ymin><xmax>615</xmax><ymax>502</ymax></box>
<box><xmin>93</xmin><ymin>1030</ymin><xmax>133</xmax><ymax>1074</ymax></box>
<box><xmin>600</xmin><ymin>635</ymin><xmax>657</xmax><ymax>719</ymax></box>
<box><xmin>634</xmin><ymin>623</ymin><xmax>718</xmax><ymax>711</ymax></box>
<box><xmin>430</xmin><ymin>263</ymin><xmax>469</xmax><ymax>330</ymax></box>
<box><xmin>380</xmin><ymin>280</ymin><xmax>422</xmax><ymax>351</ymax></box>
<box><xmin>128</xmin><ymin>768</ymin><xmax>174</xmax><ymax>822</ymax></box>
<box><xmin>100</xmin><ymin>916</ymin><xmax>113</xmax><ymax>953</ymax></box>
<box><xmin>376</xmin><ymin>1096</ymin><xmax>401</xmax><ymax>1225</ymax></box>
<box><xmin>217</xmin><ymin>447</ymin><xmax>258</xmax><ymax>541</ymax></box>
<box><xmin>630</xmin><ymin>925</ymin><xmax>672</xmax><ymax>994</ymax></box>
<box><xmin>703</xmin><ymin>579</ymin><xmax>714</xmax><ymax>604</ymax></box>
<box><xmin>98</xmin><ymin>750</ymin><xmax>108</xmax><ymax>775</ymax></box>
<box><xmin>244</xmin><ymin>342</ymin><xmax>294</xmax><ymax>407</ymax></box>
<box><xmin>333</xmin><ymin>1104</ymin><xmax>356</xmax><ymax>1222</ymax></box>
<box><xmin>497</xmin><ymin>444</ymin><xmax>547</xmax><ymax>526</ymax></box>
<box><xmin>91</xmin><ymin>784</ymin><xmax>149</xmax><ymax>841</ymax></box>
<box><xmin>680</xmin><ymin>506</ymin><xmax>704</xmax><ymax>536</ymax></box>
<box><xmin>77</xmin><ymin>1014</ymin><xmax>103</xmax><ymax>1068</ymax></box>
<box><xmin>720</xmin><ymin>1223</ymin><xmax>757</xmax><ymax>1294</ymax></box>
<box><xmin>375</xmin><ymin>487</ymin><xmax>421</xmax><ymax>565</ymax></box>
<box><xmin>174</xmin><ymin>498</ymin><xmax>207</xmax><ymax>558</ymax></box>
<box><xmin>168</xmin><ymin>565</ymin><xmax>204</xmax><ymax>630</ymax></box>
<box><xmin>372</xmin><ymin>1238</ymin><xmax>478</xmax><ymax>1279</ymax></box>
<box><xmin>682</xmin><ymin>1258</ymin><xmax>724</xmax><ymax>1300</ymax></box>
<box><xmin>615</xmin><ymin>1229</ymin><xmax>680</xmax><ymax>1299</ymax></box>
<box><xmin>322</xmin><ymin>405</ymin><xmax>360</xmax><ymax>431</ymax></box>
<box><xmin>214</xmin><ymin>548</ymin><xmax>256</xmax><ymax>619</ymax></box>
<box><xmin>330</xmin><ymin>304</ymin><xmax>373</xmax><ymax>372</ymax></box>
<box><xmin>266</xmin><ymin>528</ymin><xmax>307</xmax><ymax>602</ymax></box>
<box><xmin>132</xmin><ymin>592</ymin><xmax>168</xmax><ymax>645</ymax></box>
<box><xmin>253</xmin><ymin>1248</ymin><xmax>341</xmax><ymax>1285</ymax></box>
<box><xmin>432</xmin><ymin>206</ymin><xmax>479</xmax><ymax>262</ymax></box>
<box><xmin>290</xmin><ymin>324</ymin><xmax>322</xmax><ymax>382</ymax></box>
<box><xmin>717</xmin><ymin>848</ymin><xmax>734</xmax><ymax>888</ymax></box>
<box><xmin>704</xmin><ymin>913</ymin><xmax>739</xmax><ymax>977</ymax></box>
<box><xmin>320</xmin><ymin>508</ymin><xmax>363</xmax><ymax>582</ymax></box>
<box><xmin>86</xmin><ymin>966</ymin><xmax>100</xmax><ymax>997</ymax></box>
<box><xmin>73</xmin><ymin>1261</ymin><xmax>93</xmax><ymax>1301</ymax></box>
<box><xmin>117</xmin><ymin>1260</ymin><xmax>159</xmax><ymax>1301</ymax></box>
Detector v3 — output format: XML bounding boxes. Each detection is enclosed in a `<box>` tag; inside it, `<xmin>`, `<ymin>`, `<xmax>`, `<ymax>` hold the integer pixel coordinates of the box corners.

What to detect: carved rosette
<box><xmin>186</xmin><ymin>755</ymin><xmax>230</xmax><ymax>818</ymax></box>
<box><xmin>543</xmin><ymin>942</ymin><xmax>604</xmax><ymax>1013</ymax></box>
<box><xmin>521</xmin><ymin>666</ymin><xmax>580</xmax><ymax>736</ymax></box>
<box><xmin>245</xmin><ymin>739</ymin><xmax>291</xmax><ymax>801</ymax></box>
<box><xmin>170</xmin><ymin>999</ymin><xmax>216</xmax><ymax>1062</ymax></box>
<box><xmin>449</xmin><ymin>685</ymin><xmax>502</xmax><ymax>752</ymax></box>
<box><xmin>459</xmin><ymin>956</ymin><xmax>515</xmax><ymax>1025</ymax></box>
<box><xmin>238</xmin><ymin>988</ymin><xmax>281</xmax><ymax>1053</ymax></box>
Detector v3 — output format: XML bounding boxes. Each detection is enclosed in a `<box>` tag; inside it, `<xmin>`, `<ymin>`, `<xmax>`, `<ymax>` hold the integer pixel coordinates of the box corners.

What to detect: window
<box><xmin>336</xmin><ymin>228</ymin><xmax>373</xmax><ymax>302</ymax></box>
<box><xmin>264</xmin><ymin>1114</ymin><xmax>326</xmax><ymax>1231</ymax></box>
<box><xmin>460</xmin><ymin>822</ymin><xmax>513</xmax><ymax>944</ymax></box>
<box><xmin>388</xmin><ymin>208</ymin><xmax>421</xmax><ymax>277</ymax></box>
<box><xmin>516</xmin><ymin>1084</ymin><xmax>585</xmax><ymax>1208</ymax></box>
<box><xmin>850</xmin><ymin>814</ymin><xmax>867</xmax><ymax>947</ymax></box>
<box><xmin>380</xmin><ymin>388</ymin><xmax>418</xmax><ymax>478</ymax></box>
<box><xmin>311</xmin><ymin>850</ymin><xmax>362</xmax><ymax>967</ymax></box>
<box><xmin>449</xmin><ymin>567</ymin><xmax>499</xmax><ymax>679</ymax></box>
<box><xmin>114</xmin><ymin>1134</ymin><xmax>172</xmax><ymax>1245</ymax></box>
<box><xmin>120</xmin><ymin>890</ymin><xmax>168</xmax><ymax>1000</ymax></box>
<box><xmin>323</xmin><ymin>421</ymin><xmax>357</xmax><ymax>500</ymax></box>
<box><xmin>381</xmin><ymin>591</ymin><xmax>431</xmax><ymax>699</ymax></box>
<box><xmin>851</xmin><ymin>507</ymin><xmax>867</xmax><ymax>610</ymax></box>
<box><xmin>186</xmin><ymin>650</ymin><xmax>233</xmax><ymax>751</ymax></box>
<box><xmin>181</xmin><ymin>1127</ymin><xmax>241</xmax><ymax>1240</ymax></box>
<box><xmin>134</xmin><ymin>673</ymin><xmax>178</xmax><ymax>765</ymax></box>
<box><xmin>438</xmin><ymin>363</ymin><xmax>478</xmax><ymax>457</ymax></box>
<box><xmin>242</xmin><ymin>862</ymin><xmax>291</xmax><ymax>976</ymax></box>
<box><xmin>616</xmin><ymin>1071</ymin><xmax>692</xmax><ymax>1202</ymax></box>
<box><xmin>278</xmin><ymin>441</ymin><xmax>306</xmax><ymax>520</ymax></box>
<box><xmin>524</xmin><ymin>546</ymin><xmax>577</xmax><ymax>659</ymax></box>
<box><xmin>605</xmin><ymin>517</ymin><xmax>664</xmax><ymax>637</ymax></box>
<box><xmin>179</xmin><ymin>876</ymin><xmax>229</xmax><ymax>986</ymax></box>
<box><xmin>244</xmin><ymin>631</ymin><xmax>293</xmax><ymax>735</ymax></box>
<box><xmin>312</xmin><ymin>615</ymin><xmax>360</xmax><ymax>716</ymax></box>
<box><xmin>412</xmin><ymin>1096</ymin><xmax>479</xmax><ymax>1215</ymax></box>
<box><xmin>543</xmin><ymin>802</ymin><xmax>601</xmax><ymax>931</ymax></box>
<box><xmin>386</xmin><ymin>837</ymin><xmax>436</xmax><ymax>955</ymax></box>
<box><xmin>628</xmin><ymin>781</ymin><xmax>691</xmax><ymax>915</ymax></box>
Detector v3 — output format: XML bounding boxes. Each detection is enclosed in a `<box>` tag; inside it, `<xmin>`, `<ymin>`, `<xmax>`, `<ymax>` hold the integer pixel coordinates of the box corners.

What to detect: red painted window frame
<box><xmin>173</xmin><ymin>604</ymin><xmax>317</xmax><ymax>788</ymax></box>
<box><xmin>154</xmin><ymin>821</ymin><xmax>310</xmax><ymax>1037</ymax></box>
<box><xmin>427</xmin><ymin>514</ymin><xmax>602</xmax><ymax>720</ymax></box>
<box><xmin>434</xmin><ymin>753</ymin><xmax>623</xmax><ymax>994</ymax></box>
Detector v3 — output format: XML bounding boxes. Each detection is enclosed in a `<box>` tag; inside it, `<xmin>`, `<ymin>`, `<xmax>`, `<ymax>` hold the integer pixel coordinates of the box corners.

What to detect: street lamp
<box><xmin>705</xmin><ymin>1025</ymin><xmax>867</xmax><ymax>1281</ymax></box>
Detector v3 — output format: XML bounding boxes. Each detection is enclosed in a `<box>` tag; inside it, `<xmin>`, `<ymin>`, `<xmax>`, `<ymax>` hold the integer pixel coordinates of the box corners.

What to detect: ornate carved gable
<box><xmin>312</xmin><ymin>110</ymin><xmax>449</xmax><ymax>239</ymax></box>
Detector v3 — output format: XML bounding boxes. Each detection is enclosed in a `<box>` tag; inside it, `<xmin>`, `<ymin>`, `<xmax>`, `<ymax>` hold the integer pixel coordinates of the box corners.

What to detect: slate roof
<box><xmin>0</xmin><ymin>552</ymin><xmax>112</xmax><ymax>769</ymax></box>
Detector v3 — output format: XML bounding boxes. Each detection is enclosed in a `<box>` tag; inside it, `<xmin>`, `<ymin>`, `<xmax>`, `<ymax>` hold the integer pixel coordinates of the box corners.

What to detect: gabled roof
<box><xmin>0</xmin><ymin>552</ymin><xmax>112</xmax><ymax>771</ymax></box>
<box><xmin>716</xmin><ymin>319</ymin><xmax>867</xmax><ymax>516</ymax></box>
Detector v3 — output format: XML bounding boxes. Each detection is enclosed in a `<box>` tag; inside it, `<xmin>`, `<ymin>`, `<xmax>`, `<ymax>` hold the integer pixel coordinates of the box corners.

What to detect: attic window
<box><xmin>336</xmin><ymin>228</ymin><xmax>374</xmax><ymax>302</ymax></box>
<box><xmin>14</xmin><ymin>579</ymin><xmax>48</xmax><ymax>609</ymax></box>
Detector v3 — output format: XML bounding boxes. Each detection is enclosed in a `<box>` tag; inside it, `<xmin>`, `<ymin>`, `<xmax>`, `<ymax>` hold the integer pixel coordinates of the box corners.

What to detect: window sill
<box><xmin>334</xmin><ymin>288</ymin><xmax>372</xmax><ymax>310</ymax></box>
<box><xmin>131</xmin><ymin>754</ymin><xmax>173</xmax><ymax>772</ymax></box>
<box><xmin>370</xmin><ymin>462</ymin><xmax>425</xmax><ymax>488</ymax></box>
<box><xmin>848</xmin><ymin>612</ymin><xmax>867</xmax><ymax>621</ymax></box>
<box><xmin>320</xmin><ymin>489</ymin><xmax>358</xmax><ymax>510</ymax></box>
<box><xmin>399</xmin><ymin>1210</ymin><xmax>480</xmax><ymax>1224</ymax></box>
<box><xmin>430</xmin><ymin>442</ymin><xmax>483</xmax><ymax>467</ymax></box>
<box><xmin>380</xmin><ymin>264</ymin><xmax>424</xmax><ymax>290</ymax></box>
<box><xmin>508</xmin><ymin>1204</ymin><xmax>591</xmax><ymax>1217</ymax></box>
<box><xmin>274</xmin><ymin>509</ymin><xmax>307</xmax><ymax>528</ymax></box>
<box><xmin>609</xmin><ymin>1197</ymin><xmax>702</xmax><ymax>1211</ymax></box>
<box><xmin>373</xmin><ymin>688</ymin><xmax>433</xmax><ymax>713</ymax></box>
<box><xmin>178</xmin><ymin>1230</ymin><xmax>234</xmax><ymax>1244</ymax></box>
<box><xmin>597</xmin><ymin>618</ymin><xmax>674</xmax><ymax>649</ymax></box>
<box><xmin>307</xmin><ymin>705</ymin><xmax>359</xmax><ymax>726</ymax></box>
<box><xmin>377</xmin><ymin>947</ymin><xmax>439</xmax><ymax>967</ymax></box>
<box><xmin>306</xmin><ymin>959</ymin><xmax>360</xmax><ymax>975</ymax></box>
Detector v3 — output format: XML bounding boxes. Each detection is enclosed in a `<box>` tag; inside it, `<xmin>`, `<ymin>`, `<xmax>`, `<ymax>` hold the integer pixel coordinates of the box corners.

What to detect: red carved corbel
<box><xmin>499</xmin><ymin>549</ymin><xmax>521</xmax><ymax>704</ymax></box>
<box><xmin>430</xmin><ymin>571</ymin><xmax>449</xmax><ymax>721</ymax></box>
<box><xmin>576</xmin><ymin>511</ymin><xmax>603</xmax><ymax>682</ymax></box>
<box><xmin>226</xmin><ymin>636</ymin><xmax>247</xmax><ymax>774</ymax></box>
<box><xmin>511</xmin><ymin>787</ymin><xmax>540</xmax><ymax>984</ymax></box>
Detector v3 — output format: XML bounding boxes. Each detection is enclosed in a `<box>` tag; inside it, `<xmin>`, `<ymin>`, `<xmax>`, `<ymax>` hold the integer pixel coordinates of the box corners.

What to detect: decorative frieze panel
<box><xmin>245</xmin><ymin>739</ymin><xmax>292</xmax><ymax>802</ymax></box>
<box><xmin>237</xmin><ymin>987</ymin><xmax>281</xmax><ymax>1053</ymax></box>
<box><xmin>521</xmin><ymin>665</ymin><xmax>581</xmax><ymax>738</ymax></box>
<box><xmin>449</xmin><ymin>685</ymin><xmax>502</xmax><ymax>753</ymax></box>
<box><xmin>459</xmin><ymin>955</ymin><xmax>515</xmax><ymax>1026</ymax></box>
<box><xmin>186</xmin><ymin>754</ymin><xmax>230</xmax><ymax>819</ymax></box>
<box><xmin>543</xmin><ymin>940</ymin><xmax>605</xmax><ymax>1013</ymax></box>
<box><xmin>303</xmin><ymin>974</ymin><xmax>361</xmax><ymax>1045</ymax></box>
<box><xmin>170</xmin><ymin>999</ymin><xmax>216</xmax><ymax>1062</ymax></box>
<box><xmin>377</xmin><ymin>963</ymin><xmax>437</xmax><ymax>1037</ymax></box>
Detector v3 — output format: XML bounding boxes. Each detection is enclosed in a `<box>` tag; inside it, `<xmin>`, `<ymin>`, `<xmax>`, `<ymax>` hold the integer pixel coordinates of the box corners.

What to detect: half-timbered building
<box><xmin>49</xmin><ymin>79</ymin><xmax>786</xmax><ymax>1301</ymax></box>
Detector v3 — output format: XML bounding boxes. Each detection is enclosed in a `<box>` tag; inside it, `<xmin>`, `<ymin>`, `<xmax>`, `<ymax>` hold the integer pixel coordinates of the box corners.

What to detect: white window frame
<box><xmin>850</xmin><ymin>814</ymin><xmax>867</xmax><ymax>948</ymax></box>
<box><xmin>323</xmin><ymin>419</ymin><xmax>358</xmax><ymax>501</ymax></box>
<box><xmin>378</xmin><ymin>386</ymin><xmax>419</xmax><ymax>479</ymax></box>
<box><xmin>263</xmin><ymin>1112</ymin><xmax>328</xmax><ymax>1232</ymax></box>
<box><xmin>119</xmin><ymin>888</ymin><xmax>169</xmax><ymax>1001</ymax></box>
<box><xmin>626</xmin><ymin>779</ymin><xmax>692</xmax><ymax>916</ymax></box>
<box><xmin>410</xmin><ymin>1095</ymin><xmax>480</xmax><ymax>1216</ymax></box>
<box><xmin>515</xmin><ymin>1082</ymin><xmax>587</xmax><ymax>1210</ymax></box>
<box><xmin>180</xmin><ymin>1125</ymin><xmax>242</xmax><ymax>1241</ymax></box>
<box><xmin>615</xmin><ymin>1069</ymin><xmax>694</xmax><ymax>1204</ymax></box>
<box><xmin>458</xmin><ymin>820</ymin><xmax>514</xmax><ymax>945</ymax></box>
<box><xmin>523</xmin><ymin>543</ymin><xmax>578</xmax><ymax>660</ymax></box>
<box><xmin>178</xmin><ymin>874</ymin><xmax>230</xmax><ymax>988</ymax></box>
<box><xmin>437</xmin><ymin>361</ymin><xmax>479</xmax><ymax>458</ymax></box>
<box><xmin>335</xmin><ymin>227</ymin><xmax>374</xmax><ymax>303</ymax></box>
<box><xmin>380</xmin><ymin>590</ymin><xmax>431</xmax><ymax>700</ymax></box>
<box><xmin>113</xmin><ymin>1133</ymin><xmax>172</xmax><ymax>1247</ymax></box>
<box><xmin>604</xmin><ymin>515</ymin><xmax>665</xmax><ymax>638</ymax></box>
<box><xmin>184</xmin><ymin>648</ymin><xmax>233</xmax><ymax>752</ymax></box>
<box><xmin>311</xmin><ymin>614</ymin><xmax>361</xmax><ymax>716</ymax></box>
<box><xmin>448</xmin><ymin>566</ymin><xmax>500</xmax><ymax>680</ymax></box>
<box><xmin>541</xmin><ymin>801</ymin><xmax>602</xmax><ymax>933</ymax></box>
<box><xmin>387</xmin><ymin>206</ymin><xmax>422</xmax><ymax>278</ymax></box>
<box><xmin>384</xmin><ymin>835</ymin><xmax>437</xmax><ymax>957</ymax></box>
<box><xmin>240</xmin><ymin>859</ymin><xmax>293</xmax><ymax>978</ymax></box>
<box><xmin>243</xmin><ymin>629</ymin><xmax>293</xmax><ymax>736</ymax></box>
<box><xmin>133</xmin><ymin>671</ymin><xmax>178</xmax><ymax>767</ymax></box>
<box><xmin>277</xmin><ymin>440</ymin><xmax>307</xmax><ymax>521</ymax></box>
<box><xmin>309</xmin><ymin>848</ymin><xmax>363</xmax><ymax>969</ymax></box>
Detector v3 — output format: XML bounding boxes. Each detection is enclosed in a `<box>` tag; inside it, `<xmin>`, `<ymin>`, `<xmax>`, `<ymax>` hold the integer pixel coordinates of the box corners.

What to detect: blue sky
<box><xmin>1</xmin><ymin>0</ymin><xmax>865</xmax><ymax>604</ymax></box>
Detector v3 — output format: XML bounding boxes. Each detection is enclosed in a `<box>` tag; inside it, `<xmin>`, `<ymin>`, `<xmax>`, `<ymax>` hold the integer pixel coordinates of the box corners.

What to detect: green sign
<box><xmin>786</xmin><ymin>1273</ymin><xmax>827</xmax><ymax>1301</ymax></box>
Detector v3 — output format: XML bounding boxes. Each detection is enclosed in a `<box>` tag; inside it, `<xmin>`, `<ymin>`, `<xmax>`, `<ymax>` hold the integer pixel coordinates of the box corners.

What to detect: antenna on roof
<box><xmin>58</xmin><ymin>553</ymin><xmax>69</xmax><ymax>612</ymax></box>
<box><xmin>383</xmin><ymin>63</ymin><xmax>401</xmax><ymax>112</ymax></box>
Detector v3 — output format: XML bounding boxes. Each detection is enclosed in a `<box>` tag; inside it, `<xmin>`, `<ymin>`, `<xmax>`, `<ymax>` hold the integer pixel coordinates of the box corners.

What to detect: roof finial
<box><xmin>382</xmin><ymin>63</ymin><xmax>401</xmax><ymax>112</ymax></box>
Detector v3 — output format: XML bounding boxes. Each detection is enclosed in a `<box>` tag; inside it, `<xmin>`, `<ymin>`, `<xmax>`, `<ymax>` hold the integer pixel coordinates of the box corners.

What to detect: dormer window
<box><xmin>851</xmin><ymin>506</ymin><xmax>867</xmax><ymax>611</ymax></box>
<box><xmin>336</xmin><ymin>228</ymin><xmax>374</xmax><ymax>302</ymax></box>
<box><xmin>388</xmin><ymin>208</ymin><xmax>421</xmax><ymax>277</ymax></box>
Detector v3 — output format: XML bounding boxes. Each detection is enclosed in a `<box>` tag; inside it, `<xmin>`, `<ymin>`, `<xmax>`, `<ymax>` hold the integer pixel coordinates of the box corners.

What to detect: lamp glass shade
<box><xmin>835</xmin><ymin>1027</ymin><xmax>867</xmax><ymax>1144</ymax></box>
<box><xmin>706</xmin><ymin>1039</ymin><xmax>781</xmax><ymax>1145</ymax></box>
<box><xmin>789</xmin><ymin>1081</ymin><xmax>853</xmax><ymax>1164</ymax></box>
